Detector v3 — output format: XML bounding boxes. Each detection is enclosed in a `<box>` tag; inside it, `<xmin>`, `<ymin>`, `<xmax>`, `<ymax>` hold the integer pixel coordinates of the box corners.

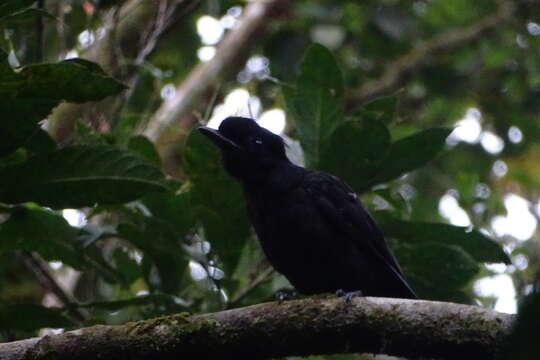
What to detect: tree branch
<box><xmin>0</xmin><ymin>297</ymin><xmax>514</xmax><ymax>360</ymax></box>
<box><xmin>45</xmin><ymin>0</ymin><xmax>194</xmax><ymax>143</ymax></box>
<box><xmin>19</xmin><ymin>251</ymin><xmax>86</xmax><ymax>322</ymax></box>
<box><xmin>140</xmin><ymin>0</ymin><xmax>287</xmax><ymax>177</ymax></box>
<box><xmin>350</xmin><ymin>1</ymin><xmax>516</xmax><ymax>106</ymax></box>
<box><xmin>142</xmin><ymin>0</ymin><xmax>287</xmax><ymax>142</ymax></box>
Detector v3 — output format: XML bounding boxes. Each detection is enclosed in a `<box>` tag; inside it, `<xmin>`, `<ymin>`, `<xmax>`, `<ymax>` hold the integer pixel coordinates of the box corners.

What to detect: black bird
<box><xmin>199</xmin><ymin>117</ymin><xmax>416</xmax><ymax>299</ymax></box>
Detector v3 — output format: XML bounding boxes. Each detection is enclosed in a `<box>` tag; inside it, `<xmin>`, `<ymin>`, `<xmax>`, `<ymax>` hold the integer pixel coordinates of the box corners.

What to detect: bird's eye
<box><xmin>250</xmin><ymin>138</ymin><xmax>263</xmax><ymax>152</ymax></box>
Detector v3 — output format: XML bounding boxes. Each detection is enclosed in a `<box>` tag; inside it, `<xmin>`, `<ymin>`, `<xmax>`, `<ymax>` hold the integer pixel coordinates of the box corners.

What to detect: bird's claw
<box><xmin>275</xmin><ymin>290</ymin><xmax>297</xmax><ymax>304</ymax></box>
<box><xmin>336</xmin><ymin>289</ymin><xmax>363</xmax><ymax>303</ymax></box>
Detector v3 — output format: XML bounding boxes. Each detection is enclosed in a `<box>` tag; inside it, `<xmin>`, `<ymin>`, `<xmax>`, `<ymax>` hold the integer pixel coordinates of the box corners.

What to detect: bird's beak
<box><xmin>198</xmin><ymin>126</ymin><xmax>241</xmax><ymax>151</ymax></box>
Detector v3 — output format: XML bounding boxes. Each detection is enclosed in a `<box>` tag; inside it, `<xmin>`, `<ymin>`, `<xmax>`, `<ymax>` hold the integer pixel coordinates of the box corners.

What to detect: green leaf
<box><xmin>0</xmin><ymin>47</ymin><xmax>11</xmax><ymax>75</ymax></box>
<box><xmin>0</xmin><ymin>148</ymin><xmax>27</xmax><ymax>168</ymax></box>
<box><xmin>287</xmin><ymin>44</ymin><xmax>344</xmax><ymax>167</ymax></box>
<box><xmin>8</xmin><ymin>58</ymin><xmax>126</xmax><ymax>102</ymax></box>
<box><xmin>22</xmin><ymin>128</ymin><xmax>57</xmax><ymax>154</ymax></box>
<box><xmin>198</xmin><ymin>206</ymin><xmax>250</xmax><ymax>273</ymax></box>
<box><xmin>0</xmin><ymin>58</ymin><xmax>125</xmax><ymax>157</ymax></box>
<box><xmin>0</xmin><ymin>98</ymin><xmax>58</xmax><ymax>157</ymax></box>
<box><xmin>396</xmin><ymin>242</ymin><xmax>479</xmax><ymax>300</ymax></box>
<box><xmin>72</xmin><ymin>226</ymin><xmax>127</xmax><ymax>284</ymax></box>
<box><xmin>184</xmin><ymin>130</ymin><xmax>250</xmax><ymax>273</ymax></box>
<box><xmin>373</xmin><ymin>187</ymin><xmax>412</xmax><ymax>216</ymax></box>
<box><xmin>112</xmin><ymin>249</ymin><xmax>142</xmax><ymax>285</ymax></box>
<box><xmin>142</xmin><ymin>191</ymin><xmax>195</xmax><ymax>237</ymax></box>
<box><xmin>118</xmin><ymin>218</ymin><xmax>187</xmax><ymax>294</ymax></box>
<box><xmin>370</xmin><ymin>127</ymin><xmax>453</xmax><ymax>186</ymax></box>
<box><xmin>128</xmin><ymin>135</ymin><xmax>161</xmax><ymax>167</ymax></box>
<box><xmin>0</xmin><ymin>145</ymin><xmax>168</xmax><ymax>208</ymax></box>
<box><xmin>0</xmin><ymin>0</ymin><xmax>35</xmax><ymax>18</ymax></box>
<box><xmin>0</xmin><ymin>303</ymin><xmax>73</xmax><ymax>332</ymax></box>
<box><xmin>0</xmin><ymin>50</ymin><xmax>51</xmax><ymax>156</ymax></box>
<box><xmin>0</xmin><ymin>8</ymin><xmax>55</xmax><ymax>25</ymax></box>
<box><xmin>380</xmin><ymin>218</ymin><xmax>511</xmax><ymax>264</ymax></box>
<box><xmin>320</xmin><ymin>118</ymin><xmax>391</xmax><ymax>192</ymax></box>
<box><xmin>359</xmin><ymin>95</ymin><xmax>398</xmax><ymax>125</ymax></box>
<box><xmin>0</xmin><ymin>208</ymin><xmax>85</xmax><ymax>269</ymax></box>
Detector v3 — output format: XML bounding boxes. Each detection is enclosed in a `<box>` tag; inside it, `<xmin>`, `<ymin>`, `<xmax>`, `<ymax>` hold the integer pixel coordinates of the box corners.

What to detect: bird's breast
<box><xmin>245</xmin><ymin>186</ymin><xmax>364</xmax><ymax>294</ymax></box>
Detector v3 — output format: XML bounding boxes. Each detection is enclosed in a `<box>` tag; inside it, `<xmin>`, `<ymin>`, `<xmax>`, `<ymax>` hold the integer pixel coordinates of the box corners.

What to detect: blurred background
<box><xmin>1</xmin><ymin>1</ymin><xmax>539</xmax><ymax>357</ymax></box>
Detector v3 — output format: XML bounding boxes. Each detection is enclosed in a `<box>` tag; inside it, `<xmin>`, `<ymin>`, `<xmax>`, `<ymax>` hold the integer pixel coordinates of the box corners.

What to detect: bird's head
<box><xmin>198</xmin><ymin>117</ymin><xmax>289</xmax><ymax>184</ymax></box>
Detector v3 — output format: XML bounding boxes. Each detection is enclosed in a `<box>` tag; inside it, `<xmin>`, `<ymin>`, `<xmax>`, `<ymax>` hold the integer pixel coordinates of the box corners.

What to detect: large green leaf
<box><xmin>0</xmin><ymin>58</ymin><xmax>125</xmax><ymax>157</ymax></box>
<box><xmin>0</xmin><ymin>50</ymin><xmax>51</xmax><ymax>157</ymax></box>
<box><xmin>369</xmin><ymin>128</ymin><xmax>453</xmax><ymax>186</ymax></box>
<box><xmin>128</xmin><ymin>135</ymin><xmax>161</xmax><ymax>167</ymax></box>
<box><xmin>0</xmin><ymin>145</ymin><xmax>168</xmax><ymax>208</ymax></box>
<box><xmin>380</xmin><ymin>218</ymin><xmax>510</xmax><ymax>264</ymax></box>
<box><xmin>0</xmin><ymin>303</ymin><xmax>73</xmax><ymax>332</ymax></box>
<box><xmin>0</xmin><ymin>98</ymin><xmax>59</xmax><ymax>157</ymax></box>
<box><xmin>184</xmin><ymin>130</ymin><xmax>250</xmax><ymax>274</ymax></box>
<box><xmin>320</xmin><ymin>118</ymin><xmax>391</xmax><ymax>192</ymax></box>
<box><xmin>21</xmin><ymin>127</ymin><xmax>57</xmax><ymax>154</ymax></box>
<box><xmin>287</xmin><ymin>44</ymin><xmax>345</xmax><ymax>167</ymax></box>
<box><xmin>396</xmin><ymin>242</ymin><xmax>479</xmax><ymax>301</ymax></box>
<box><xmin>3</xmin><ymin>58</ymin><xmax>126</xmax><ymax>102</ymax></box>
<box><xmin>0</xmin><ymin>0</ymin><xmax>35</xmax><ymax>18</ymax></box>
<box><xmin>0</xmin><ymin>8</ymin><xmax>55</xmax><ymax>25</ymax></box>
<box><xmin>142</xmin><ymin>191</ymin><xmax>195</xmax><ymax>237</ymax></box>
<box><xmin>0</xmin><ymin>208</ymin><xmax>84</xmax><ymax>268</ymax></box>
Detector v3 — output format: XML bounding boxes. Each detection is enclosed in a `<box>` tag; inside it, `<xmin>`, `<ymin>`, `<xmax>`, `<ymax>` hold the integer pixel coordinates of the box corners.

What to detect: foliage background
<box><xmin>0</xmin><ymin>0</ymin><xmax>539</xmax><ymax>358</ymax></box>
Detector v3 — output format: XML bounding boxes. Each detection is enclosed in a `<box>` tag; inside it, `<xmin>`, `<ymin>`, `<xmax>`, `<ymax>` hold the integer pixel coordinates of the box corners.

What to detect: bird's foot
<box><xmin>336</xmin><ymin>289</ymin><xmax>363</xmax><ymax>303</ymax></box>
<box><xmin>275</xmin><ymin>289</ymin><xmax>297</xmax><ymax>304</ymax></box>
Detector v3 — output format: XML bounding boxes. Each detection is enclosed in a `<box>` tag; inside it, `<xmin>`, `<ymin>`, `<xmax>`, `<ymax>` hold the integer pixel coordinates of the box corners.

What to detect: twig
<box><xmin>142</xmin><ymin>0</ymin><xmax>288</xmax><ymax>142</ymax></box>
<box><xmin>111</xmin><ymin>0</ymin><xmax>200</xmax><ymax>127</ymax></box>
<box><xmin>350</xmin><ymin>1</ymin><xmax>516</xmax><ymax>106</ymax></box>
<box><xmin>46</xmin><ymin>0</ymin><xmax>194</xmax><ymax>143</ymax></box>
<box><xmin>20</xmin><ymin>251</ymin><xmax>87</xmax><ymax>322</ymax></box>
<box><xmin>229</xmin><ymin>266</ymin><xmax>275</xmax><ymax>307</ymax></box>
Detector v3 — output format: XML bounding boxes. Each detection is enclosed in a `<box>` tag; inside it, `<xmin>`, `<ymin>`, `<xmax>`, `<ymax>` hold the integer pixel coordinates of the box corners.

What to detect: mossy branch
<box><xmin>0</xmin><ymin>297</ymin><xmax>514</xmax><ymax>360</ymax></box>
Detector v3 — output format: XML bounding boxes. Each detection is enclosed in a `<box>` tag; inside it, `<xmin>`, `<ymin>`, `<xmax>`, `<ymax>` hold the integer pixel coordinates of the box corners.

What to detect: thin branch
<box><xmin>0</xmin><ymin>297</ymin><xmax>514</xmax><ymax>360</ymax></box>
<box><xmin>46</xmin><ymin>0</ymin><xmax>195</xmax><ymax>143</ymax></box>
<box><xmin>134</xmin><ymin>0</ymin><xmax>170</xmax><ymax>66</ymax></box>
<box><xmin>20</xmin><ymin>251</ymin><xmax>86</xmax><ymax>322</ymax></box>
<box><xmin>350</xmin><ymin>1</ymin><xmax>516</xmax><ymax>106</ymax></box>
<box><xmin>111</xmin><ymin>0</ymin><xmax>200</xmax><ymax>127</ymax></box>
<box><xmin>142</xmin><ymin>0</ymin><xmax>288</xmax><ymax>142</ymax></box>
<box><xmin>229</xmin><ymin>266</ymin><xmax>275</xmax><ymax>307</ymax></box>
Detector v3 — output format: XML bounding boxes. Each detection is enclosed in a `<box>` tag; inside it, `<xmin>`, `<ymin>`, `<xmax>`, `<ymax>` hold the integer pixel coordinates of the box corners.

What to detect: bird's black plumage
<box><xmin>199</xmin><ymin>116</ymin><xmax>416</xmax><ymax>299</ymax></box>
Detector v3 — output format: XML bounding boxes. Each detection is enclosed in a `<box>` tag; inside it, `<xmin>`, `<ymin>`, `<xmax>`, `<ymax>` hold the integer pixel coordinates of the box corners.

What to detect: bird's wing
<box><xmin>303</xmin><ymin>171</ymin><xmax>417</xmax><ymax>298</ymax></box>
